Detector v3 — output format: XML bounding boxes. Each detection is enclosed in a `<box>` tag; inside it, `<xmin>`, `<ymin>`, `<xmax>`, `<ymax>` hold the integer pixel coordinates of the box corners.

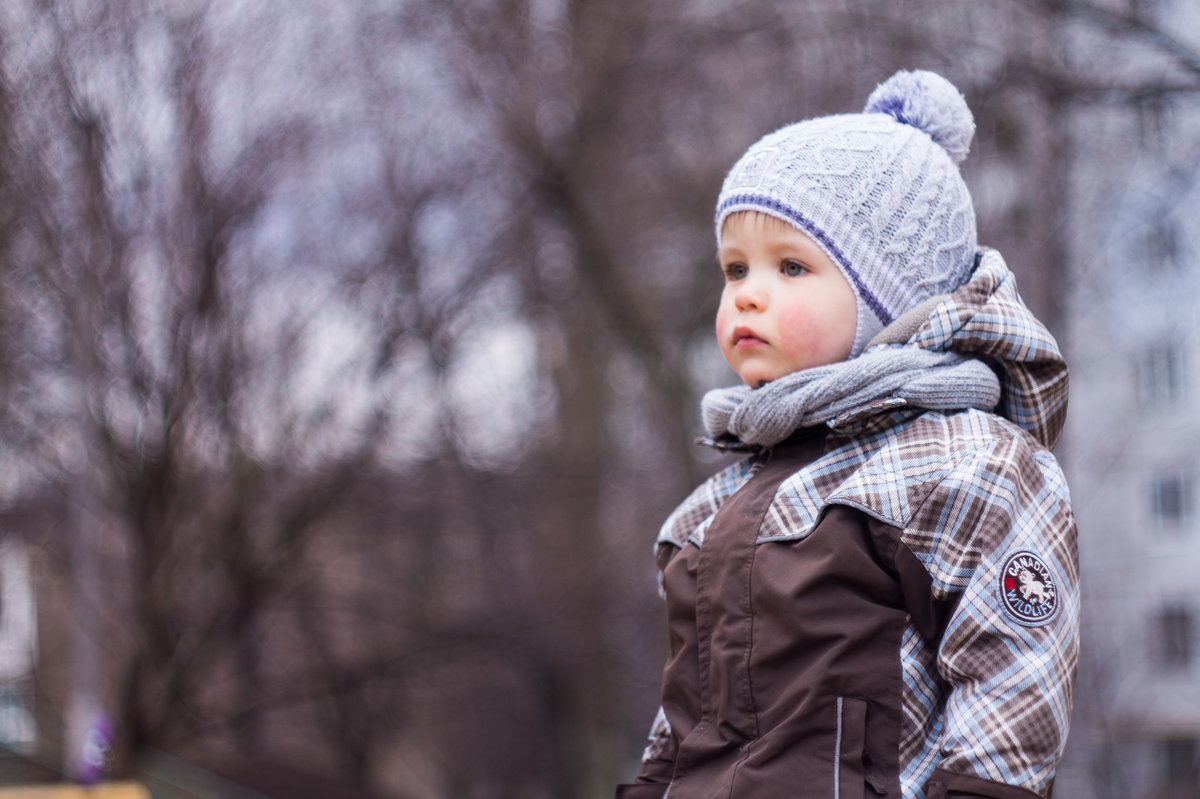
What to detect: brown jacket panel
<box><xmin>650</xmin><ymin>433</ymin><xmax>908</xmax><ymax>798</ymax></box>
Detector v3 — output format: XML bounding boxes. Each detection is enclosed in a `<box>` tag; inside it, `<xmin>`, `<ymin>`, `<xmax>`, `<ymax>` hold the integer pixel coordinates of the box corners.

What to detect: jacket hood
<box><xmin>877</xmin><ymin>248</ymin><xmax>1069</xmax><ymax>449</ymax></box>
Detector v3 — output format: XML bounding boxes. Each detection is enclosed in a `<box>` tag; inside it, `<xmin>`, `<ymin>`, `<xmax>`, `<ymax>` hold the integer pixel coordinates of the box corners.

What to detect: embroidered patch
<box><xmin>999</xmin><ymin>551</ymin><xmax>1059</xmax><ymax>626</ymax></box>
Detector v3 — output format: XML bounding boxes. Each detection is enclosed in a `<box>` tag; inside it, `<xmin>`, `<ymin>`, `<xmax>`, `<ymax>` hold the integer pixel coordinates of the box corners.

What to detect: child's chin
<box><xmin>740</xmin><ymin>365</ymin><xmax>785</xmax><ymax>387</ymax></box>
<box><xmin>742</xmin><ymin>374</ymin><xmax>774</xmax><ymax>388</ymax></box>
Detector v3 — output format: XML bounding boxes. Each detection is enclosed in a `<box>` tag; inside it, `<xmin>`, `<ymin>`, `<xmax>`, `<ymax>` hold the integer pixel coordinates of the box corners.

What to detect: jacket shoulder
<box><xmin>829</xmin><ymin>408</ymin><xmax>1066</xmax><ymax>519</ymax></box>
<box><xmin>831</xmin><ymin>408</ymin><xmax>1074</xmax><ymax>595</ymax></box>
<box><xmin>655</xmin><ymin>458</ymin><xmax>757</xmax><ymax>549</ymax></box>
<box><xmin>759</xmin><ymin>409</ymin><xmax>1069</xmax><ymax>544</ymax></box>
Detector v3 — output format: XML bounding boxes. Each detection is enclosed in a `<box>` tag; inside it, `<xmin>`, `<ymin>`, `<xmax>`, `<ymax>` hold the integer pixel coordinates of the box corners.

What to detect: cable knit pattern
<box><xmin>715</xmin><ymin>70</ymin><xmax>977</xmax><ymax>356</ymax></box>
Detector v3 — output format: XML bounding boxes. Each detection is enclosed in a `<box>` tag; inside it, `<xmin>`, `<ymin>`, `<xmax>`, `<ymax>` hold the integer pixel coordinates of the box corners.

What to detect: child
<box><xmin>617</xmin><ymin>70</ymin><xmax>1078</xmax><ymax>799</ymax></box>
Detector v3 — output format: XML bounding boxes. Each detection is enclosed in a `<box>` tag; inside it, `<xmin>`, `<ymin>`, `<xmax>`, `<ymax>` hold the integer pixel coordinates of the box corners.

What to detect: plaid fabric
<box><xmin>658</xmin><ymin>457</ymin><xmax>758</xmax><ymax>549</ymax></box>
<box><xmin>640</xmin><ymin>706</ymin><xmax>673</xmax><ymax>763</ymax></box>
<box><xmin>908</xmin><ymin>248</ymin><xmax>1068</xmax><ymax>450</ymax></box>
<box><xmin>646</xmin><ymin>251</ymin><xmax>1077</xmax><ymax>798</ymax></box>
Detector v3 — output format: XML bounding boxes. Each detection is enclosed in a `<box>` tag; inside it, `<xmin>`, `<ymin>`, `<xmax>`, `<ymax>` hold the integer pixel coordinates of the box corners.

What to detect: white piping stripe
<box><xmin>834</xmin><ymin>696</ymin><xmax>843</xmax><ymax>799</ymax></box>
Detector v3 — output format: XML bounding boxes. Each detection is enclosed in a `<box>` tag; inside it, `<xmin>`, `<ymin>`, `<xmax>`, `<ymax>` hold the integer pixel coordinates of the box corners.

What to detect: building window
<box><xmin>1159</xmin><ymin>606</ymin><xmax>1193</xmax><ymax>670</ymax></box>
<box><xmin>1152</xmin><ymin>473</ymin><xmax>1190</xmax><ymax>528</ymax></box>
<box><xmin>1138</xmin><ymin>341</ymin><xmax>1186</xmax><ymax>406</ymax></box>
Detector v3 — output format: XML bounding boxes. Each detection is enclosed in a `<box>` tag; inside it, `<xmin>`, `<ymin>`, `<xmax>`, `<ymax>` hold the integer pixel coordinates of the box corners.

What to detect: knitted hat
<box><xmin>715</xmin><ymin>69</ymin><xmax>978</xmax><ymax>357</ymax></box>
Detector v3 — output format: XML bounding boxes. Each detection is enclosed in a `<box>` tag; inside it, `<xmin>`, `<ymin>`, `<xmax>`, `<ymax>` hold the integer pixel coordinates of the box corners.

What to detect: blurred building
<box><xmin>1058</xmin><ymin>13</ymin><xmax>1200</xmax><ymax>796</ymax></box>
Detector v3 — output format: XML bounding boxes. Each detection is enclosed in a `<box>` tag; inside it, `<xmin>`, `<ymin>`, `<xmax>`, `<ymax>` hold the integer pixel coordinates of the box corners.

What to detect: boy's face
<box><xmin>716</xmin><ymin>212</ymin><xmax>857</xmax><ymax>387</ymax></box>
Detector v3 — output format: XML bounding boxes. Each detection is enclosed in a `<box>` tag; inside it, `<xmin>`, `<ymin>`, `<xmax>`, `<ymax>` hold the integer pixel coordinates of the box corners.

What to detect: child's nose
<box><xmin>734</xmin><ymin>281</ymin><xmax>767</xmax><ymax>311</ymax></box>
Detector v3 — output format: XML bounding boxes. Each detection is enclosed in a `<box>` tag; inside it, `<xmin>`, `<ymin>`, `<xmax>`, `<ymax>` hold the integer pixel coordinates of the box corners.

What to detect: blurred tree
<box><xmin>0</xmin><ymin>0</ymin><xmax>416</xmax><ymax>781</ymax></box>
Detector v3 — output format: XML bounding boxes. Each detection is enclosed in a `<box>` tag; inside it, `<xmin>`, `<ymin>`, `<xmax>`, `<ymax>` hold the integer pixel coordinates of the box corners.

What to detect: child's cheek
<box><xmin>773</xmin><ymin>303</ymin><xmax>826</xmax><ymax>358</ymax></box>
<box><xmin>714</xmin><ymin>304</ymin><xmax>730</xmax><ymax>341</ymax></box>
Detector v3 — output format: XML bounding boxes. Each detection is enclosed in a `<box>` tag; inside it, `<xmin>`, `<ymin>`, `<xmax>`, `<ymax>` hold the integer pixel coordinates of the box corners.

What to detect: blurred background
<box><xmin>0</xmin><ymin>0</ymin><xmax>1198</xmax><ymax>797</ymax></box>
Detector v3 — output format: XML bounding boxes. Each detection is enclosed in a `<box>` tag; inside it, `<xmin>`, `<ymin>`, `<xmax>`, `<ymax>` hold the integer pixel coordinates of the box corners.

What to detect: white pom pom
<box><xmin>864</xmin><ymin>70</ymin><xmax>975</xmax><ymax>165</ymax></box>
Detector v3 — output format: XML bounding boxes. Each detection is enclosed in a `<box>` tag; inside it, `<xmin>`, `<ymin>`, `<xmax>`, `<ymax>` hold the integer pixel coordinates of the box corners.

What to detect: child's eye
<box><xmin>782</xmin><ymin>260</ymin><xmax>808</xmax><ymax>277</ymax></box>
<box><xmin>723</xmin><ymin>263</ymin><xmax>748</xmax><ymax>281</ymax></box>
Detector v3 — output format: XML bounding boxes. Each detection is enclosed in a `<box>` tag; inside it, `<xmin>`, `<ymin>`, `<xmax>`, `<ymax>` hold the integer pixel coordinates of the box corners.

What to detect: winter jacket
<box><xmin>618</xmin><ymin>250</ymin><xmax>1079</xmax><ymax>799</ymax></box>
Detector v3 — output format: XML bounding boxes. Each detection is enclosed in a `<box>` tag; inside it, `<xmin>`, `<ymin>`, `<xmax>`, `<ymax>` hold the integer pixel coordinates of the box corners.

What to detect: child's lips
<box><xmin>732</xmin><ymin>326</ymin><xmax>766</xmax><ymax>348</ymax></box>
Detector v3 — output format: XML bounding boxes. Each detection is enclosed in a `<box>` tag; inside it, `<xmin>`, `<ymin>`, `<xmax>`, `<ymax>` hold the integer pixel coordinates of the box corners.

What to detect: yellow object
<box><xmin>0</xmin><ymin>784</ymin><xmax>149</xmax><ymax>799</ymax></box>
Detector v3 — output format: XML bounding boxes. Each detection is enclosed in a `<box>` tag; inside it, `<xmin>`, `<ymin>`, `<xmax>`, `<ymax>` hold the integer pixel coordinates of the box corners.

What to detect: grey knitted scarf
<box><xmin>701</xmin><ymin>346</ymin><xmax>1000</xmax><ymax>448</ymax></box>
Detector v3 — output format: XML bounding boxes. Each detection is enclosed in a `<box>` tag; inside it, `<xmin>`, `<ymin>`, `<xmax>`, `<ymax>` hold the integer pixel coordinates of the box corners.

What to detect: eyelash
<box><xmin>722</xmin><ymin>260</ymin><xmax>808</xmax><ymax>280</ymax></box>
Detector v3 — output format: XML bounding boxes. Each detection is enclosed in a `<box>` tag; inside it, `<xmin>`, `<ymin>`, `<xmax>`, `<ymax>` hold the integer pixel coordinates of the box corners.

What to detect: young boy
<box><xmin>617</xmin><ymin>70</ymin><xmax>1078</xmax><ymax>799</ymax></box>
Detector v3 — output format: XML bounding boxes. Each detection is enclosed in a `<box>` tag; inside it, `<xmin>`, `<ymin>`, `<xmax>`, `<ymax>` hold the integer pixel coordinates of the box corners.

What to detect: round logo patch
<box><xmin>999</xmin><ymin>551</ymin><xmax>1059</xmax><ymax>626</ymax></box>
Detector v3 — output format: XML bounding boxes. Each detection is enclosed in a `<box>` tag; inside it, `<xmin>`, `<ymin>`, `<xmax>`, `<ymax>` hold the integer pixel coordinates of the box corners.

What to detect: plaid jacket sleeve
<box><xmin>903</xmin><ymin>420</ymin><xmax>1079</xmax><ymax>797</ymax></box>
